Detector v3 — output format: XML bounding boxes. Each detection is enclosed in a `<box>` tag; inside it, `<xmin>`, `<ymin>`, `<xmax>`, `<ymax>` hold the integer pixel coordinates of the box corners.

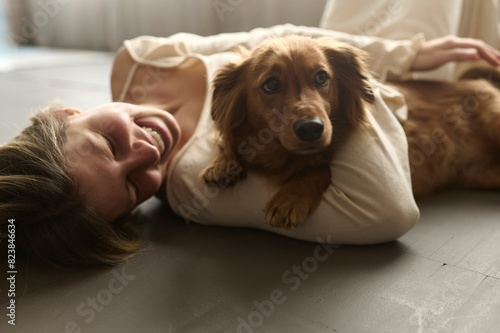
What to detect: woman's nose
<box><xmin>123</xmin><ymin>139</ymin><xmax>161</xmax><ymax>171</ymax></box>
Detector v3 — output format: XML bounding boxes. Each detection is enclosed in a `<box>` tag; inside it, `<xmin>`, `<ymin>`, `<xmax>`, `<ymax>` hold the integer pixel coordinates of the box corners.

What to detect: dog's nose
<box><xmin>293</xmin><ymin>118</ymin><xmax>324</xmax><ymax>142</ymax></box>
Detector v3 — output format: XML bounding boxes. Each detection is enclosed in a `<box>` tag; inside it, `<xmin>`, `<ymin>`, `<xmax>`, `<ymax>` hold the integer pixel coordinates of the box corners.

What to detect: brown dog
<box><xmin>201</xmin><ymin>35</ymin><xmax>500</xmax><ymax>229</ymax></box>
<box><xmin>201</xmin><ymin>36</ymin><xmax>374</xmax><ymax>229</ymax></box>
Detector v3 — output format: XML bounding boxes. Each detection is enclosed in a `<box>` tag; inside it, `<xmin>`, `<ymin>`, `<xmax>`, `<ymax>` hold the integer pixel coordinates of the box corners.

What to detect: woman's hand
<box><xmin>411</xmin><ymin>35</ymin><xmax>500</xmax><ymax>71</ymax></box>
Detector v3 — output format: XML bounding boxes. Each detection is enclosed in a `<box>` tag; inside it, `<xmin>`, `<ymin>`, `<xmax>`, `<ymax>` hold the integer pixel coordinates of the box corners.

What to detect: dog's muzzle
<box><xmin>293</xmin><ymin>117</ymin><xmax>324</xmax><ymax>142</ymax></box>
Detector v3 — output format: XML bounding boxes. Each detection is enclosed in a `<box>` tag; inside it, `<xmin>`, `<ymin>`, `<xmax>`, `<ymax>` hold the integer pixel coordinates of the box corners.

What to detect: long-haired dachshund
<box><xmin>201</xmin><ymin>35</ymin><xmax>500</xmax><ymax>229</ymax></box>
<box><xmin>201</xmin><ymin>36</ymin><xmax>374</xmax><ymax>229</ymax></box>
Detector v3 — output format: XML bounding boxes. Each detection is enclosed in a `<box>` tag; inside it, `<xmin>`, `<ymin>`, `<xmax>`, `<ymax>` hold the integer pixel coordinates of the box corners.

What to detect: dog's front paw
<box><xmin>200</xmin><ymin>158</ymin><xmax>245</xmax><ymax>188</ymax></box>
<box><xmin>265</xmin><ymin>194</ymin><xmax>310</xmax><ymax>230</ymax></box>
<box><xmin>264</xmin><ymin>167</ymin><xmax>330</xmax><ymax>229</ymax></box>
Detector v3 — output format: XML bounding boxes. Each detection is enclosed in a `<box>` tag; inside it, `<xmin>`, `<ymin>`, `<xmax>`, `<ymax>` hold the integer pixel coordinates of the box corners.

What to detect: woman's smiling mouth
<box><xmin>142</xmin><ymin>126</ymin><xmax>166</xmax><ymax>154</ymax></box>
<box><xmin>136</xmin><ymin>120</ymin><xmax>175</xmax><ymax>157</ymax></box>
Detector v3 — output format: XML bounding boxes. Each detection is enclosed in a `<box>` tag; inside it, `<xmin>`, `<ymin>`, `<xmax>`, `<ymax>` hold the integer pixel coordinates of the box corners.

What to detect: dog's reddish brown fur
<box><xmin>388</xmin><ymin>78</ymin><xmax>500</xmax><ymax>197</ymax></box>
<box><xmin>201</xmin><ymin>35</ymin><xmax>500</xmax><ymax>229</ymax></box>
<box><xmin>201</xmin><ymin>36</ymin><xmax>374</xmax><ymax>229</ymax></box>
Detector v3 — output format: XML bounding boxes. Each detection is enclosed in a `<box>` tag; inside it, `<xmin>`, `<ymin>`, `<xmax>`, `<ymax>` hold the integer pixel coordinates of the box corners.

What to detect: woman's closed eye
<box><xmin>103</xmin><ymin>135</ymin><xmax>116</xmax><ymax>157</ymax></box>
<box><xmin>101</xmin><ymin>134</ymin><xmax>138</xmax><ymax>203</ymax></box>
<box><xmin>100</xmin><ymin>133</ymin><xmax>141</xmax><ymax>206</ymax></box>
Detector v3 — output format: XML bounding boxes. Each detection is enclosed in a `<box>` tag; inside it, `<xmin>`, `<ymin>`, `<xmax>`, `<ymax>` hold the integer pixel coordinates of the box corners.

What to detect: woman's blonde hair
<box><xmin>0</xmin><ymin>103</ymin><xmax>141</xmax><ymax>268</ymax></box>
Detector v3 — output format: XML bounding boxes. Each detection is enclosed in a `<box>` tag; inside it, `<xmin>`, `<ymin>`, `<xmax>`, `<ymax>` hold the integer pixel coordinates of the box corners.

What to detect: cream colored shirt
<box><xmin>116</xmin><ymin>24</ymin><xmax>421</xmax><ymax>244</ymax></box>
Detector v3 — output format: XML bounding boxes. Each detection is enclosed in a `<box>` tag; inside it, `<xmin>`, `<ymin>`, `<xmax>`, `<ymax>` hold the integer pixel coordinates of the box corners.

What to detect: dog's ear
<box><xmin>211</xmin><ymin>60</ymin><xmax>249</xmax><ymax>135</ymax></box>
<box><xmin>320</xmin><ymin>38</ymin><xmax>375</xmax><ymax>126</ymax></box>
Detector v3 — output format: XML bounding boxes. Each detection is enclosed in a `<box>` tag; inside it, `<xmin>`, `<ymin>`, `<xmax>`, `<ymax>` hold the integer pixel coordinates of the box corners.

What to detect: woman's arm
<box><xmin>168</xmin><ymin>81</ymin><xmax>420</xmax><ymax>245</ymax></box>
<box><xmin>173</xmin><ymin>24</ymin><xmax>423</xmax><ymax>81</ymax></box>
<box><xmin>171</xmin><ymin>24</ymin><xmax>500</xmax><ymax>81</ymax></box>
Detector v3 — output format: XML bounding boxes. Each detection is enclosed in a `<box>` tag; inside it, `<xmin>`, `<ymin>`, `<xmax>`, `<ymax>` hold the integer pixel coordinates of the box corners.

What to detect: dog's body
<box><xmin>201</xmin><ymin>35</ymin><xmax>500</xmax><ymax>229</ymax></box>
<box><xmin>389</xmin><ymin>79</ymin><xmax>500</xmax><ymax>197</ymax></box>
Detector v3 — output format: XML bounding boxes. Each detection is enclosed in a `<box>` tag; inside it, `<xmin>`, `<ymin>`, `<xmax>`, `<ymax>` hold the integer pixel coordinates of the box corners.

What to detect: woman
<box><xmin>1</xmin><ymin>24</ymin><xmax>499</xmax><ymax>267</ymax></box>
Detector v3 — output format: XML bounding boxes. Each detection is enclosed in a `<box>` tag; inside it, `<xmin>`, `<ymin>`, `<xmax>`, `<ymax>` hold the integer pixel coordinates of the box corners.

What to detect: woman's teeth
<box><xmin>142</xmin><ymin>126</ymin><xmax>165</xmax><ymax>154</ymax></box>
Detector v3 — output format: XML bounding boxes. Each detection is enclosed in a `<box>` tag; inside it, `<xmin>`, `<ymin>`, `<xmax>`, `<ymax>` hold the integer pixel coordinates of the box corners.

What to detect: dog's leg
<box><xmin>200</xmin><ymin>149</ymin><xmax>246</xmax><ymax>187</ymax></box>
<box><xmin>265</xmin><ymin>165</ymin><xmax>330</xmax><ymax>229</ymax></box>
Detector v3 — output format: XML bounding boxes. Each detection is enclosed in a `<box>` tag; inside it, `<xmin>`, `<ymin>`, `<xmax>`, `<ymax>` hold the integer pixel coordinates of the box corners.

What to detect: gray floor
<box><xmin>1</xmin><ymin>50</ymin><xmax>500</xmax><ymax>333</ymax></box>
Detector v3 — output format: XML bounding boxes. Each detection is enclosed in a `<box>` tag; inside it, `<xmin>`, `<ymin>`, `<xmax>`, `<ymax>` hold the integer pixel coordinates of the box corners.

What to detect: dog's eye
<box><xmin>262</xmin><ymin>77</ymin><xmax>281</xmax><ymax>94</ymax></box>
<box><xmin>315</xmin><ymin>71</ymin><xmax>328</xmax><ymax>87</ymax></box>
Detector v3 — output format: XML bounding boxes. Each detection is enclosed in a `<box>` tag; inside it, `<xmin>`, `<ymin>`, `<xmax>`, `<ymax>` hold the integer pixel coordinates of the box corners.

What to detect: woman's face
<box><xmin>62</xmin><ymin>103</ymin><xmax>181</xmax><ymax>221</ymax></box>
